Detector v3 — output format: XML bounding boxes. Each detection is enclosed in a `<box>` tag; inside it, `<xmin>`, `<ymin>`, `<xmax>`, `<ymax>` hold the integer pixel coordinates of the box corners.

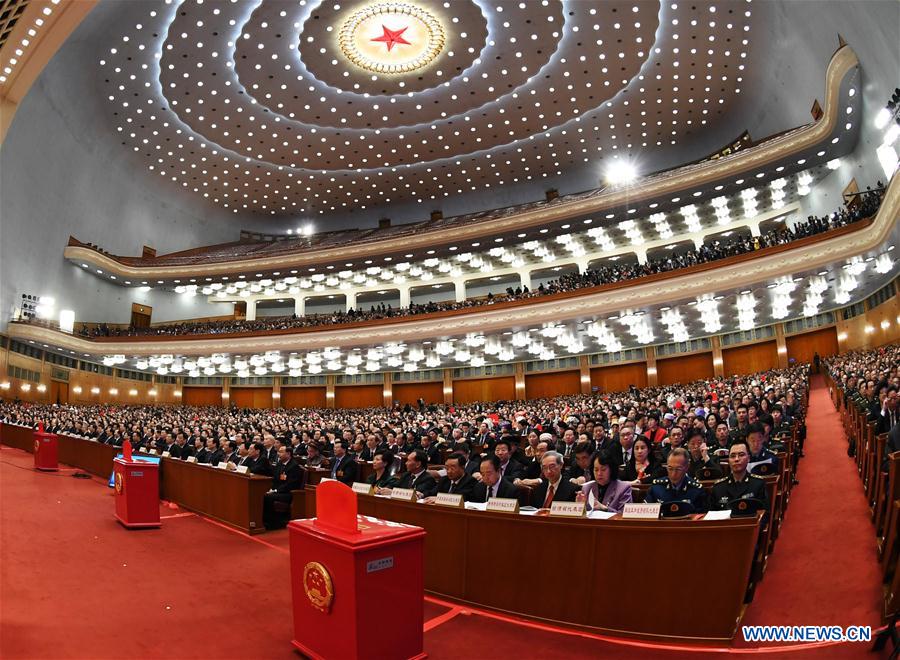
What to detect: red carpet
<box><xmin>0</xmin><ymin>379</ymin><xmax>887</xmax><ymax>659</ymax></box>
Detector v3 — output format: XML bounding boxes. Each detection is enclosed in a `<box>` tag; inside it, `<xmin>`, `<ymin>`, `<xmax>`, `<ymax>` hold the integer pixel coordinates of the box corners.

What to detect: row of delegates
<box><xmin>823</xmin><ymin>344</ymin><xmax>899</xmax><ymax>463</ymax></box>
<box><xmin>0</xmin><ymin>367</ymin><xmax>806</xmax><ymax>483</ymax></box>
<box><xmin>644</xmin><ymin>444</ymin><xmax>769</xmax><ymax>514</ymax></box>
<box><xmin>7</xmin><ymin>366</ymin><xmax>799</xmax><ymax>465</ymax></box>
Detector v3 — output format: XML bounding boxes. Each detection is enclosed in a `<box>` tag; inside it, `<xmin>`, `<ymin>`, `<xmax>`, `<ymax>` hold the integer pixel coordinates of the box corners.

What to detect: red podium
<box><xmin>33</xmin><ymin>429</ymin><xmax>58</xmax><ymax>471</ymax></box>
<box><xmin>289</xmin><ymin>481</ymin><xmax>426</xmax><ymax>660</ymax></box>
<box><xmin>113</xmin><ymin>457</ymin><xmax>161</xmax><ymax>528</ymax></box>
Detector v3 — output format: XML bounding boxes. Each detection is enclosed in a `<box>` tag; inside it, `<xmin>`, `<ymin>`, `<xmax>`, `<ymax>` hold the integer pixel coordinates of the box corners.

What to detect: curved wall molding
<box><xmin>0</xmin><ymin>0</ymin><xmax>96</xmax><ymax>144</ymax></box>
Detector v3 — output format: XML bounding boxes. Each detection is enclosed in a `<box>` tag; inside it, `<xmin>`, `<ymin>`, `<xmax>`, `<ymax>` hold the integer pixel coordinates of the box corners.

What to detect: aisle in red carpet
<box><xmin>737</xmin><ymin>375</ymin><xmax>883</xmax><ymax>644</ymax></box>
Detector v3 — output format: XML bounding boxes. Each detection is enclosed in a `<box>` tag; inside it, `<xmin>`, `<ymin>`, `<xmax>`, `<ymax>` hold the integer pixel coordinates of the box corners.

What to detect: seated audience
<box><xmin>746</xmin><ymin>422</ymin><xmax>780</xmax><ymax>476</ymax></box>
<box><xmin>263</xmin><ymin>446</ymin><xmax>304</xmax><ymax>530</ymax></box>
<box><xmin>471</xmin><ymin>455</ymin><xmax>519</xmax><ymax>503</ymax></box>
<box><xmin>620</xmin><ymin>436</ymin><xmax>664</xmax><ymax>484</ymax></box>
<box><xmin>686</xmin><ymin>428</ymin><xmax>723</xmax><ymax>480</ymax></box>
<box><xmin>645</xmin><ymin>447</ymin><xmax>709</xmax><ymax>513</ymax></box>
<box><xmin>426</xmin><ymin>453</ymin><xmax>478</xmax><ymax>503</ymax></box>
<box><xmin>0</xmin><ymin>365</ymin><xmax>811</xmax><ymax>518</ymax></box>
<box><xmin>710</xmin><ymin>440</ymin><xmax>769</xmax><ymax>513</ymax></box>
<box><xmin>576</xmin><ymin>451</ymin><xmax>633</xmax><ymax>513</ymax></box>
<box><xmin>381</xmin><ymin>450</ymin><xmax>437</xmax><ymax>499</ymax></box>
<box><xmin>530</xmin><ymin>451</ymin><xmax>579</xmax><ymax>508</ymax></box>
<box><xmin>366</xmin><ymin>449</ymin><xmax>398</xmax><ymax>490</ymax></box>
<box><xmin>328</xmin><ymin>440</ymin><xmax>358</xmax><ymax>485</ymax></box>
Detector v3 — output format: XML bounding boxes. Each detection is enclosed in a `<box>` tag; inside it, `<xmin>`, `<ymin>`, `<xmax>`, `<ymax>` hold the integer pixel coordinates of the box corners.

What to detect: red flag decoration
<box><xmin>123</xmin><ymin>439</ymin><xmax>133</xmax><ymax>461</ymax></box>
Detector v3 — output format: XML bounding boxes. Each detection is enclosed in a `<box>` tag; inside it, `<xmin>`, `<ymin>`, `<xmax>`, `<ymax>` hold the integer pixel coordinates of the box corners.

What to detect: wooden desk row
<box><xmin>0</xmin><ymin>423</ymin><xmax>272</xmax><ymax>534</ymax></box>
<box><xmin>293</xmin><ymin>486</ymin><xmax>760</xmax><ymax>642</ymax></box>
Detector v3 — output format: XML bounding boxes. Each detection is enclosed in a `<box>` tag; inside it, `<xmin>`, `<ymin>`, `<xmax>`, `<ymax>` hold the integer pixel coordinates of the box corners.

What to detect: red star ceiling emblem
<box><xmin>371</xmin><ymin>24</ymin><xmax>411</xmax><ymax>52</ymax></box>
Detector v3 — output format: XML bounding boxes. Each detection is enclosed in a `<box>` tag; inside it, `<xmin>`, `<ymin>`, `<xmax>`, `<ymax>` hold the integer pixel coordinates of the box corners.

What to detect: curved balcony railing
<box><xmin>57</xmin><ymin>191</ymin><xmax>881</xmax><ymax>341</ymax></box>
<box><xmin>13</xmin><ymin>207</ymin><xmax>879</xmax><ymax>345</ymax></box>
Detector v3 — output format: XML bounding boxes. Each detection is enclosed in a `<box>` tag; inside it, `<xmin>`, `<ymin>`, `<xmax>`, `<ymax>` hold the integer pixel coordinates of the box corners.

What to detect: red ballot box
<box><xmin>289</xmin><ymin>481</ymin><xmax>426</xmax><ymax>660</ymax></box>
<box><xmin>33</xmin><ymin>430</ymin><xmax>58</xmax><ymax>471</ymax></box>
<box><xmin>113</xmin><ymin>457</ymin><xmax>161</xmax><ymax>528</ymax></box>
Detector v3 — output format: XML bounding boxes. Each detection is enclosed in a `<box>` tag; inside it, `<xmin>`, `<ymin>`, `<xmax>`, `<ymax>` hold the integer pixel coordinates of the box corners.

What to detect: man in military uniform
<box><xmin>746</xmin><ymin>422</ymin><xmax>780</xmax><ymax>475</ymax></box>
<box><xmin>710</xmin><ymin>440</ymin><xmax>768</xmax><ymax>514</ymax></box>
<box><xmin>645</xmin><ymin>447</ymin><xmax>708</xmax><ymax>513</ymax></box>
<box><xmin>769</xmin><ymin>405</ymin><xmax>793</xmax><ymax>440</ymax></box>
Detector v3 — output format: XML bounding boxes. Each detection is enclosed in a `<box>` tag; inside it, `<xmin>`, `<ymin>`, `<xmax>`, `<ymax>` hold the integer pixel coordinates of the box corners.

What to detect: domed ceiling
<box><xmin>100</xmin><ymin>0</ymin><xmax>759</xmax><ymax>216</ymax></box>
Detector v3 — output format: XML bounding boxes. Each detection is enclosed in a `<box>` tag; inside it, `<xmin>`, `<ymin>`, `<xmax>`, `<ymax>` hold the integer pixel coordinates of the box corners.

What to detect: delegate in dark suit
<box><xmin>882</xmin><ymin>423</ymin><xmax>900</xmax><ymax>471</ymax></box>
<box><xmin>471</xmin><ymin>477</ymin><xmax>519</xmax><ymax>503</ymax></box>
<box><xmin>241</xmin><ymin>454</ymin><xmax>272</xmax><ymax>476</ymax></box>
<box><xmin>529</xmin><ymin>478</ymin><xmax>578</xmax><ymax>508</ymax></box>
<box><xmin>498</xmin><ymin>459</ymin><xmax>525</xmax><ymax>482</ymax></box>
<box><xmin>329</xmin><ymin>454</ymin><xmax>359</xmax><ymax>485</ymax></box>
<box><xmin>263</xmin><ymin>458</ymin><xmax>305</xmax><ymax>529</ymax></box>
<box><xmin>435</xmin><ymin>473</ymin><xmax>478</xmax><ymax>502</ymax></box>
<box><xmin>171</xmin><ymin>443</ymin><xmax>193</xmax><ymax>460</ymax></box>
<box><xmin>395</xmin><ymin>470</ymin><xmax>438</xmax><ymax>498</ymax></box>
<box><xmin>207</xmin><ymin>448</ymin><xmax>225</xmax><ymax>467</ymax></box>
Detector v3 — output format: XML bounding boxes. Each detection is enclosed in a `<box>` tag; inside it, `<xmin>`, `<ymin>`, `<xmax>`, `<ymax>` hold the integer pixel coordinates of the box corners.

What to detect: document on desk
<box><xmin>465</xmin><ymin>502</ymin><xmax>488</xmax><ymax>511</ymax></box>
<box><xmin>587</xmin><ymin>510</ymin><xmax>617</xmax><ymax>520</ymax></box>
<box><xmin>703</xmin><ymin>510</ymin><xmax>732</xmax><ymax>520</ymax></box>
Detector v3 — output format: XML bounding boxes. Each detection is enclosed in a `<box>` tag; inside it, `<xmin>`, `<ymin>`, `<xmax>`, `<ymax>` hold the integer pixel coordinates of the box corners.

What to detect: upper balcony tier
<box><xmin>62</xmin><ymin>46</ymin><xmax>863</xmax><ymax>283</ymax></box>
<box><xmin>11</xmin><ymin>170</ymin><xmax>898</xmax><ymax>373</ymax></box>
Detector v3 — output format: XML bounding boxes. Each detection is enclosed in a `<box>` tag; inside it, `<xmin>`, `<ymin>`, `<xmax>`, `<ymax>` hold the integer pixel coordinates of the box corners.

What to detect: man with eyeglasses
<box><xmin>645</xmin><ymin>447</ymin><xmax>708</xmax><ymax>512</ymax></box>
<box><xmin>710</xmin><ymin>440</ymin><xmax>768</xmax><ymax>512</ymax></box>
<box><xmin>530</xmin><ymin>451</ymin><xmax>578</xmax><ymax>508</ymax></box>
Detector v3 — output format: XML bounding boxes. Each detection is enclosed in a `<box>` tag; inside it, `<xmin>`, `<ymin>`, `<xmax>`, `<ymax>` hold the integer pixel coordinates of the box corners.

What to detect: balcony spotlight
<box><xmin>604</xmin><ymin>160</ymin><xmax>638</xmax><ymax>186</ymax></box>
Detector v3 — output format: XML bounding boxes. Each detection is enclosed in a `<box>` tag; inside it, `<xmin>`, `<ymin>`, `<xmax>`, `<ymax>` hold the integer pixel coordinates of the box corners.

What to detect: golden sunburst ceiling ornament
<box><xmin>338</xmin><ymin>2</ymin><xmax>445</xmax><ymax>75</ymax></box>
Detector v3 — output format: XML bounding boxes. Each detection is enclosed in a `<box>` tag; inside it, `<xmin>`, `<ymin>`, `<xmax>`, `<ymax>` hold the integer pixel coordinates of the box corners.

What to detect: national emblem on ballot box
<box><xmin>303</xmin><ymin>561</ymin><xmax>334</xmax><ymax>613</ymax></box>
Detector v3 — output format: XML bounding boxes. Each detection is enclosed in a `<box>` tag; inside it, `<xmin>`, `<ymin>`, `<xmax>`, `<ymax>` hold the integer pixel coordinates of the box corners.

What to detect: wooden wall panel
<box><xmin>590</xmin><ymin>363</ymin><xmax>648</xmax><ymax>393</ymax></box>
<box><xmin>452</xmin><ymin>376</ymin><xmax>516</xmax><ymax>404</ymax></box>
<box><xmin>183</xmin><ymin>387</ymin><xmax>222</xmax><ymax>407</ymax></box>
<box><xmin>3</xmin><ymin>351</ymin><xmax>178</xmax><ymax>405</ymax></box>
<box><xmin>281</xmin><ymin>387</ymin><xmax>327</xmax><ymax>409</ymax></box>
<box><xmin>393</xmin><ymin>382</ymin><xmax>443</xmax><ymax>406</ymax></box>
<box><xmin>50</xmin><ymin>381</ymin><xmax>68</xmax><ymax>405</ymax></box>
<box><xmin>230</xmin><ymin>387</ymin><xmax>272</xmax><ymax>409</ymax></box>
<box><xmin>525</xmin><ymin>370</ymin><xmax>580</xmax><ymax>399</ymax></box>
<box><xmin>334</xmin><ymin>384</ymin><xmax>383</xmax><ymax>409</ymax></box>
<box><xmin>786</xmin><ymin>327</ymin><xmax>839</xmax><ymax>365</ymax></box>
<box><xmin>836</xmin><ymin>290</ymin><xmax>900</xmax><ymax>352</ymax></box>
<box><xmin>722</xmin><ymin>341</ymin><xmax>778</xmax><ymax>377</ymax></box>
<box><xmin>657</xmin><ymin>353</ymin><xmax>714</xmax><ymax>386</ymax></box>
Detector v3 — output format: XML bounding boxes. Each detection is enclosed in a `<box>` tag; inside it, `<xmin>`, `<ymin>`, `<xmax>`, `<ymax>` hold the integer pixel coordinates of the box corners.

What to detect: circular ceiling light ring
<box><xmin>338</xmin><ymin>2</ymin><xmax>445</xmax><ymax>75</ymax></box>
